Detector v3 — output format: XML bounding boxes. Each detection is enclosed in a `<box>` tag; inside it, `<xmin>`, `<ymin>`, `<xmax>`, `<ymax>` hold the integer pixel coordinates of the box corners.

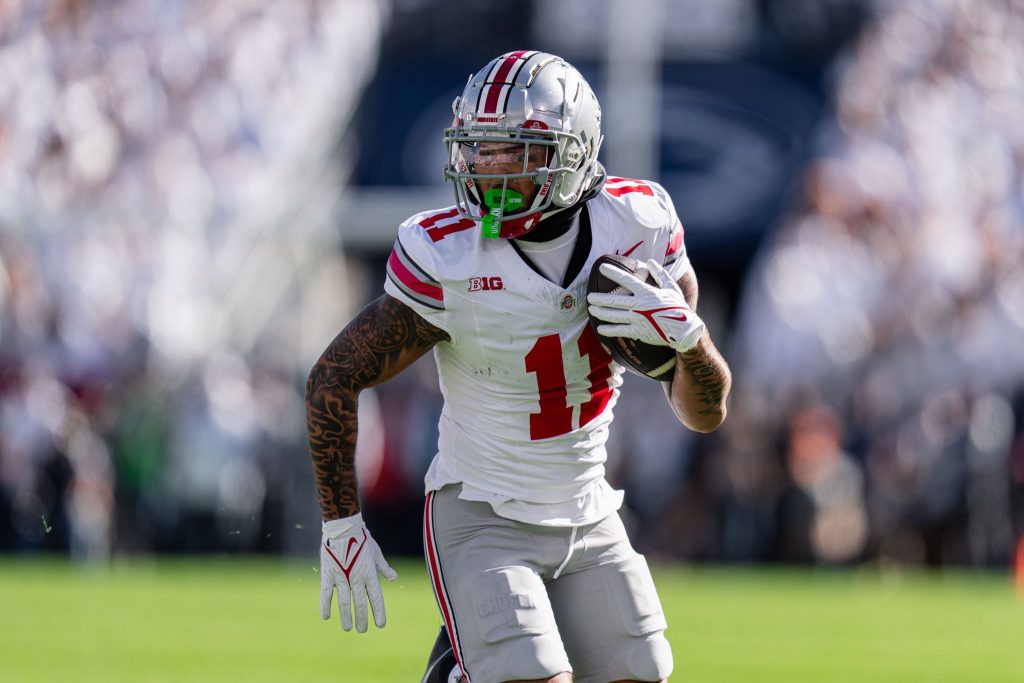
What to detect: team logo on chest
<box><xmin>558</xmin><ymin>283</ymin><xmax>588</xmax><ymax>319</ymax></box>
<box><xmin>468</xmin><ymin>276</ymin><xmax>504</xmax><ymax>292</ymax></box>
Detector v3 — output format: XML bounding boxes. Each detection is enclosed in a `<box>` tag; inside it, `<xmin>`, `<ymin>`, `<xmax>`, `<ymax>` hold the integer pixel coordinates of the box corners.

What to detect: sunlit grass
<box><xmin>0</xmin><ymin>557</ymin><xmax>1020</xmax><ymax>682</ymax></box>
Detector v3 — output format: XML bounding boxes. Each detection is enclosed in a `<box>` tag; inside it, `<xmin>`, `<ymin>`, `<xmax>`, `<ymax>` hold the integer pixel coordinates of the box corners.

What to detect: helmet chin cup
<box><xmin>495</xmin><ymin>211</ymin><xmax>542</xmax><ymax>239</ymax></box>
<box><xmin>478</xmin><ymin>187</ymin><xmax>542</xmax><ymax>239</ymax></box>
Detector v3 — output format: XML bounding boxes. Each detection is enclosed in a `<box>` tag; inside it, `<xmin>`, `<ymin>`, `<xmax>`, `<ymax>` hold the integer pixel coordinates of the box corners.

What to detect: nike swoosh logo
<box><xmin>324</xmin><ymin>529</ymin><xmax>368</xmax><ymax>580</ymax></box>
<box><xmin>344</xmin><ymin>537</ymin><xmax>361</xmax><ymax>565</ymax></box>
<box><xmin>635</xmin><ymin>305</ymin><xmax>689</xmax><ymax>343</ymax></box>
<box><xmin>616</xmin><ymin>240</ymin><xmax>644</xmax><ymax>257</ymax></box>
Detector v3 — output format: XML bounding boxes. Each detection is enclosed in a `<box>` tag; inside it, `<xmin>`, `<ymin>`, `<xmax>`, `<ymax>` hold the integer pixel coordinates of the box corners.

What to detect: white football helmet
<box><xmin>444</xmin><ymin>51</ymin><xmax>604</xmax><ymax>239</ymax></box>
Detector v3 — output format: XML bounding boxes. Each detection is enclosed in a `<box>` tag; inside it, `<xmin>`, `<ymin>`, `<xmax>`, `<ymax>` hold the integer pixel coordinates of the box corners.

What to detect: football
<box><xmin>586</xmin><ymin>254</ymin><xmax>677</xmax><ymax>381</ymax></box>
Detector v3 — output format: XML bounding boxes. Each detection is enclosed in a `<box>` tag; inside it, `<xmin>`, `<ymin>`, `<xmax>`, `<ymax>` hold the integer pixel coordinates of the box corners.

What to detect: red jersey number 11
<box><xmin>525</xmin><ymin>326</ymin><xmax>614</xmax><ymax>440</ymax></box>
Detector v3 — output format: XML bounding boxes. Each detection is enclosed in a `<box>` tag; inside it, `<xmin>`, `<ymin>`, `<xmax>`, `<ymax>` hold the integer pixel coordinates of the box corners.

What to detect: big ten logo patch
<box><xmin>469</xmin><ymin>276</ymin><xmax>504</xmax><ymax>292</ymax></box>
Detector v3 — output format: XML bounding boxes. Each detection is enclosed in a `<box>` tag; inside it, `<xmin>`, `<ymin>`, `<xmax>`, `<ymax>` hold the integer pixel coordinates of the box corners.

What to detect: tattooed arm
<box><xmin>306</xmin><ymin>294</ymin><xmax>449</xmax><ymax>521</ymax></box>
<box><xmin>664</xmin><ymin>264</ymin><xmax>732</xmax><ymax>433</ymax></box>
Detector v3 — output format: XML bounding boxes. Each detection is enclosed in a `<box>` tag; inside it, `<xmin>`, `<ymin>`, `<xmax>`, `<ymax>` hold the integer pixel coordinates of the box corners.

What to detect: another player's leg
<box><xmin>420</xmin><ymin>625</ymin><xmax>463</xmax><ymax>683</ymax></box>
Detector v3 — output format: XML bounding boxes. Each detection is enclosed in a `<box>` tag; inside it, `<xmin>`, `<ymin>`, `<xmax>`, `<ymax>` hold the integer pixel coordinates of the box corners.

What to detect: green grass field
<box><xmin>1</xmin><ymin>557</ymin><xmax>1021</xmax><ymax>682</ymax></box>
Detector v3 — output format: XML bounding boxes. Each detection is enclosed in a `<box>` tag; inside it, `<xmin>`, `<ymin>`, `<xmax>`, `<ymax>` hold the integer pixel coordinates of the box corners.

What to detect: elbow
<box><xmin>305</xmin><ymin>355</ymin><xmax>357</xmax><ymax>407</ymax></box>
<box><xmin>305</xmin><ymin>363</ymin><xmax>327</xmax><ymax>404</ymax></box>
<box><xmin>685</xmin><ymin>405</ymin><xmax>728</xmax><ymax>434</ymax></box>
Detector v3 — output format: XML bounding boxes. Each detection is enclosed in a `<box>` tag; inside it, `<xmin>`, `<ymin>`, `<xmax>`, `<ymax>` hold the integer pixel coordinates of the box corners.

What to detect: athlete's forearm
<box><xmin>662</xmin><ymin>266</ymin><xmax>731</xmax><ymax>432</ymax></box>
<box><xmin>305</xmin><ymin>336</ymin><xmax>364</xmax><ymax>520</ymax></box>
<box><xmin>305</xmin><ymin>295</ymin><xmax>449</xmax><ymax>520</ymax></box>
<box><xmin>667</xmin><ymin>332</ymin><xmax>731</xmax><ymax>432</ymax></box>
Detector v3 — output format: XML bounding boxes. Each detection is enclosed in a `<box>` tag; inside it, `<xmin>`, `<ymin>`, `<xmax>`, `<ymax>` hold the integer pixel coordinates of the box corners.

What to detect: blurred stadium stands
<box><xmin>1</xmin><ymin>0</ymin><xmax>1022</xmax><ymax>572</ymax></box>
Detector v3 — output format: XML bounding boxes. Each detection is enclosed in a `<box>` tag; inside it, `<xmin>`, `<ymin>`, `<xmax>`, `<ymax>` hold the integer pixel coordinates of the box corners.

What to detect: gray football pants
<box><xmin>423</xmin><ymin>485</ymin><xmax>673</xmax><ymax>683</ymax></box>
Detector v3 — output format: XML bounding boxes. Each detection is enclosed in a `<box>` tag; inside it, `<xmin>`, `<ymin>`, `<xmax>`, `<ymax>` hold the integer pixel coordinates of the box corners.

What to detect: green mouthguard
<box><xmin>480</xmin><ymin>188</ymin><xmax>525</xmax><ymax>238</ymax></box>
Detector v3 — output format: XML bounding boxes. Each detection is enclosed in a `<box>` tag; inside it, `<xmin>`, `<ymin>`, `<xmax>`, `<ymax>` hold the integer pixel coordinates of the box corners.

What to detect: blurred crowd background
<box><xmin>2</xmin><ymin>0</ymin><xmax>1022</xmax><ymax>572</ymax></box>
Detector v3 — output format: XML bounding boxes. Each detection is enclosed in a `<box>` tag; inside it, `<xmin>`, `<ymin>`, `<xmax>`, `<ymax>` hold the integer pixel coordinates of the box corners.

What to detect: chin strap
<box><xmin>528</xmin><ymin>162</ymin><xmax>606</xmax><ymax>223</ymax></box>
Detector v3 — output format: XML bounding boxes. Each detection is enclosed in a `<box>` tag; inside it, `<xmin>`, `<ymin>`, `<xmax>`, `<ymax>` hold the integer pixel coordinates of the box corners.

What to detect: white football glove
<box><xmin>587</xmin><ymin>258</ymin><xmax>705</xmax><ymax>353</ymax></box>
<box><xmin>320</xmin><ymin>513</ymin><xmax>397</xmax><ymax>633</ymax></box>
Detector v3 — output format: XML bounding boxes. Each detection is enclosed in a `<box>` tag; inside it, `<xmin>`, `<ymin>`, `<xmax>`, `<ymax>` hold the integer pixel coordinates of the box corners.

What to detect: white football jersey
<box><xmin>384</xmin><ymin>177</ymin><xmax>690</xmax><ymax>526</ymax></box>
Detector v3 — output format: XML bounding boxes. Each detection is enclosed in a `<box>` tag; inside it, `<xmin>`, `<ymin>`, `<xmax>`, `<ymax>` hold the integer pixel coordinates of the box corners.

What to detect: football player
<box><xmin>307</xmin><ymin>51</ymin><xmax>732</xmax><ymax>683</ymax></box>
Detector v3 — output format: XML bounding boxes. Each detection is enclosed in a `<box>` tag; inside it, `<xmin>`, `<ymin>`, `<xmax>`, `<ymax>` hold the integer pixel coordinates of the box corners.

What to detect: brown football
<box><xmin>586</xmin><ymin>254</ymin><xmax>677</xmax><ymax>381</ymax></box>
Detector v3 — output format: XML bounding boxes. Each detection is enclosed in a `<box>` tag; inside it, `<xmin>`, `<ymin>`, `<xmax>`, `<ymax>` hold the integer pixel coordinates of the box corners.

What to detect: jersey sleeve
<box><xmin>653</xmin><ymin>183</ymin><xmax>691</xmax><ymax>282</ymax></box>
<box><xmin>383</xmin><ymin>221</ymin><xmax>455</xmax><ymax>338</ymax></box>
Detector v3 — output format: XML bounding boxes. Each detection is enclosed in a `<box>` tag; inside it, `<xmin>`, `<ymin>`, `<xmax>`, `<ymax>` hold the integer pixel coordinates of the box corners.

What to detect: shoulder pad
<box><xmin>601</xmin><ymin>177</ymin><xmax>674</xmax><ymax>228</ymax></box>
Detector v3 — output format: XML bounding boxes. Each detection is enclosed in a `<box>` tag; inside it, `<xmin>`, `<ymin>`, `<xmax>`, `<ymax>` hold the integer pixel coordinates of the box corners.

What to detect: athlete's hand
<box><xmin>587</xmin><ymin>258</ymin><xmax>705</xmax><ymax>353</ymax></box>
<box><xmin>320</xmin><ymin>513</ymin><xmax>398</xmax><ymax>632</ymax></box>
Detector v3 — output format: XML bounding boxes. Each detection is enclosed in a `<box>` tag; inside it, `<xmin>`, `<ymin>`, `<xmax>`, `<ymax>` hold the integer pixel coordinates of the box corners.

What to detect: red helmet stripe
<box><xmin>484</xmin><ymin>50</ymin><xmax>529</xmax><ymax>113</ymax></box>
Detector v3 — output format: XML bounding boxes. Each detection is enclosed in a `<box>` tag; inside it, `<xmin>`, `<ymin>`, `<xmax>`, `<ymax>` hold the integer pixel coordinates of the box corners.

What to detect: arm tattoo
<box><xmin>305</xmin><ymin>295</ymin><xmax>448</xmax><ymax>520</ymax></box>
<box><xmin>679</xmin><ymin>342</ymin><xmax>730</xmax><ymax>417</ymax></box>
<box><xmin>669</xmin><ymin>266</ymin><xmax>732</xmax><ymax>426</ymax></box>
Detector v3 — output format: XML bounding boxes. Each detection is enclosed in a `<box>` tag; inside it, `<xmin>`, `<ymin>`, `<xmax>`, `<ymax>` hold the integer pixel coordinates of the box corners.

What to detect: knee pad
<box><xmin>626</xmin><ymin>633</ymin><xmax>674</xmax><ymax>682</ymax></box>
